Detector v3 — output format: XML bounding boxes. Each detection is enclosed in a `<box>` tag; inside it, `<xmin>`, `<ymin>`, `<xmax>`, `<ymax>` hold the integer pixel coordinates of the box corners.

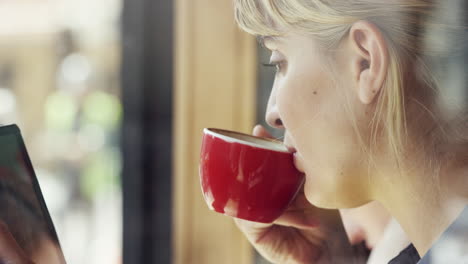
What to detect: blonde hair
<box><xmin>235</xmin><ymin>0</ymin><xmax>465</xmax><ymax>174</ymax></box>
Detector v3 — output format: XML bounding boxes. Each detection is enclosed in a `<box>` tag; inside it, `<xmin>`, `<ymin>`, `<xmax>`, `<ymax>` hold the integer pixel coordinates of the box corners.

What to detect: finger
<box><xmin>273</xmin><ymin>210</ymin><xmax>320</xmax><ymax>230</ymax></box>
<box><xmin>233</xmin><ymin>192</ymin><xmax>319</xmax><ymax>231</ymax></box>
<box><xmin>273</xmin><ymin>192</ymin><xmax>321</xmax><ymax>229</ymax></box>
<box><xmin>233</xmin><ymin>217</ymin><xmax>273</xmax><ymax>230</ymax></box>
<box><xmin>273</xmin><ymin>191</ymin><xmax>342</xmax><ymax>230</ymax></box>
<box><xmin>252</xmin><ymin>125</ymin><xmax>273</xmax><ymax>139</ymax></box>
<box><xmin>279</xmin><ymin>208</ymin><xmax>343</xmax><ymax>231</ymax></box>
<box><xmin>233</xmin><ymin>186</ymin><xmax>318</xmax><ymax>229</ymax></box>
<box><xmin>0</xmin><ymin>222</ymin><xmax>31</xmax><ymax>264</ymax></box>
<box><xmin>233</xmin><ymin>217</ymin><xmax>274</xmax><ymax>239</ymax></box>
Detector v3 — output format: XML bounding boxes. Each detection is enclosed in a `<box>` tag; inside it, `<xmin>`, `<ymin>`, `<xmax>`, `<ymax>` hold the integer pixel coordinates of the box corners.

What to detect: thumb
<box><xmin>252</xmin><ymin>125</ymin><xmax>274</xmax><ymax>139</ymax></box>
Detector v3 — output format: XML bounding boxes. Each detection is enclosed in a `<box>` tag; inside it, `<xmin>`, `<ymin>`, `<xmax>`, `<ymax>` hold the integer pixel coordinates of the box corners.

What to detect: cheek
<box><xmin>276</xmin><ymin>65</ymin><xmax>348</xmax><ymax>153</ymax></box>
<box><xmin>275</xmin><ymin>65</ymin><xmax>332</xmax><ymax>131</ymax></box>
<box><xmin>275</xmin><ymin>64</ymin><xmax>371</xmax><ymax>208</ymax></box>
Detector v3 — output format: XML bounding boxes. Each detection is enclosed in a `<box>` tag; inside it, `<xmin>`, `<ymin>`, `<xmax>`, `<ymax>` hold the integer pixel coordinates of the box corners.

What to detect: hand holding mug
<box><xmin>199</xmin><ymin>127</ymin><xmax>304</xmax><ymax>223</ymax></box>
<box><xmin>200</xmin><ymin>125</ymin><xmax>366</xmax><ymax>263</ymax></box>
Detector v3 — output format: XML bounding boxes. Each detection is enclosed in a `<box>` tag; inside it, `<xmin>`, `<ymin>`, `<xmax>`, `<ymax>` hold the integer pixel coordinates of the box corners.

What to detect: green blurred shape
<box><xmin>45</xmin><ymin>92</ymin><xmax>78</xmax><ymax>131</ymax></box>
<box><xmin>82</xmin><ymin>91</ymin><xmax>122</xmax><ymax>129</ymax></box>
<box><xmin>81</xmin><ymin>148</ymin><xmax>121</xmax><ymax>200</ymax></box>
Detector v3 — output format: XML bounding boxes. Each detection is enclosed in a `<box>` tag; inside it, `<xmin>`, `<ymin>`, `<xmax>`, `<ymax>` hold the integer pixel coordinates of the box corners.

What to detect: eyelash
<box><xmin>262</xmin><ymin>62</ymin><xmax>285</xmax><ymax>73</ymax></box>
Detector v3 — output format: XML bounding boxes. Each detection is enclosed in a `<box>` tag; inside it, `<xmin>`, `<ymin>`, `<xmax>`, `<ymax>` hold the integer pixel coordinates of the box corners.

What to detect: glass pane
<box><xmin>0</xmin><ymin>0</ymin><xmax>122</xmax><ymax>263</ymax></box>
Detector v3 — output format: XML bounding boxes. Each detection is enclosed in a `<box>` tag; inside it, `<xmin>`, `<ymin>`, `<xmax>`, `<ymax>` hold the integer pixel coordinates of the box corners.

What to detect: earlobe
<box><xmin>358</xmin><ymin>72</ymin><xmax>375</xmax><ymax>104</ymax></box>
<box><xmin>349</xmin><ymin>21</ymin><xmax>389</xmax><ymax>105</ymax></box>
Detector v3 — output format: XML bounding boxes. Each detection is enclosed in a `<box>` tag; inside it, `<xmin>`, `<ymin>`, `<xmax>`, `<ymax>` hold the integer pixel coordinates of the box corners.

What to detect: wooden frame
<box><xmin>172</xmin><ymin>0</ymin><xmax>256</xmax><ymax>263</ymax></box>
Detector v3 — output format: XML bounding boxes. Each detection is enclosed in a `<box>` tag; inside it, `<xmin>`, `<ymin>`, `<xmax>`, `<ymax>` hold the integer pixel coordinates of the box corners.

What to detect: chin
<box><xmin>303</xmin><ymin>176</ymin><xmax>367</xmax><ymax>209</ymax></box>
<box><xmin>303</xmin><ymin>180</ymin><xmax>341</xmax><ymax>209</ymax></box>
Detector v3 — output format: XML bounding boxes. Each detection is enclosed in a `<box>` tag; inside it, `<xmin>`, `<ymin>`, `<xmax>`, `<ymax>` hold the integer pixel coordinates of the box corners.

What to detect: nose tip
<box><xmin>265</xmin><ymin>103</ymin><xmax>283</xmax><ymax>128</ymax></box>
<box><xmin>266</xmin><ymin>106</ymin><xmax>284</xmax><ymax>129</ymax></box>
<box><xmin>273</xmin><ymin>119</ymin><xmax>283</xmax><ymax>127</ymax></box>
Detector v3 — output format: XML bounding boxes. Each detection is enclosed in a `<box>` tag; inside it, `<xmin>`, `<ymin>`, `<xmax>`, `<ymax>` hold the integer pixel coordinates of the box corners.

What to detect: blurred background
<box><xmin>0</xmin><ymin>0</ymin><xmax>466</xmax><ymax>264</ymax></box>
<box><xmin>0</xmin><ymin>0</ymin><xmax>121</xmax><ymax>263</ymax></box>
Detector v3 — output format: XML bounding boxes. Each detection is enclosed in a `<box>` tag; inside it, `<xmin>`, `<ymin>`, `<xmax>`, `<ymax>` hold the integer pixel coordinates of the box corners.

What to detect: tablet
<box><xmin>0</xmin><ymin>124</ymin><xmax>66</xmax><ymax>263</ymax></box>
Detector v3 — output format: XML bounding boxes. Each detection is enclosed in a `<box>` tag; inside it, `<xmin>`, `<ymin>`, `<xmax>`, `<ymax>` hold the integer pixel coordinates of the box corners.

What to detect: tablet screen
<box><xmin>0</xmin><ymin>125</ymin><xmax>66</xmax><ymax>264</ymax></box>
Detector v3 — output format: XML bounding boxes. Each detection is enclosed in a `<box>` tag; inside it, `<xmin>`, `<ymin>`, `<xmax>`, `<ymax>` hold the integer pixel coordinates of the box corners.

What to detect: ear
<box><xmin>348</xmin><ymin>21</ymin><xmax>389</xmax><ymax>104</ymax></box>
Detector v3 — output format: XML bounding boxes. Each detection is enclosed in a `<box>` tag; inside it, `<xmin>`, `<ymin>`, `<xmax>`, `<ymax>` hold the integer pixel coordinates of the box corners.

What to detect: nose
<box><xmin>265</xmin><ymin>85</ymin><xmax>284</xmax><ymax>129</ymax></box>
<box><xmin>266</xmin><ymin>105</ymin><xmax>284</xmax><ymax>129</ymax></box>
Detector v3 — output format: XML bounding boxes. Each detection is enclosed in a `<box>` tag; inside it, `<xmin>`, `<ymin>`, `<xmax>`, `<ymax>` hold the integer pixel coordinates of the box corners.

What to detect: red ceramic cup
<box><xmin>199</xmin><ymin>128</ymin><xmax>305</xmax><ymax>223</ymax></box>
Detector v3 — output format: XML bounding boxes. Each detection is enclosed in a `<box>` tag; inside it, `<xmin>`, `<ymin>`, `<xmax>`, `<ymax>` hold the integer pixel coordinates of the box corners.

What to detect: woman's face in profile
<box><xmin>264</xmin><ymin>32</ymin><xmax>373</xmax><ymax>209</ymax></box>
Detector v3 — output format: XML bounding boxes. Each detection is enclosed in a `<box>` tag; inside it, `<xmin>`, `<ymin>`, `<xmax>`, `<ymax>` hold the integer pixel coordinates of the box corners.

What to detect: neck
<box><xmin>373</xmin><ymin>102</ymin><xmax>468</xmax><ymax>256</ymax></box>
<box><xmin>380</xmin><ymin>178</ymin><xmax>465</xmax><ymax>256</ymax></box>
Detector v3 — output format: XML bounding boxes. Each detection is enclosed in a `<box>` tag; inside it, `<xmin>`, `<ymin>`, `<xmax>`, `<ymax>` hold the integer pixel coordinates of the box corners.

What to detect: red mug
<box><xmin>199</xmin><ymin>128</ymin><xmax>305</xmax><ymax>223</ymax></box>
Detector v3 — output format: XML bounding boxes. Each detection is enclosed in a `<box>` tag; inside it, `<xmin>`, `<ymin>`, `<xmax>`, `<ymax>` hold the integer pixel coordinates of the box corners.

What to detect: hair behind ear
<box><xmin>369</xmin><ymin>42</ymin><xmax>408</xmax><ymax>170</ymax></box>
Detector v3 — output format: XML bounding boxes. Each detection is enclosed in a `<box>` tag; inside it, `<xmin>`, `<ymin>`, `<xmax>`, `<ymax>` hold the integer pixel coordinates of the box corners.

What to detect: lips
<box><xmin>293</xmin><ymin>153</ymin><xmax>306</xmax><ymax>173</ymax></box>
<box><xmin>286</xmin><ymin>146</ymin><xmax>306</xmax><ymax>173</ymax></box>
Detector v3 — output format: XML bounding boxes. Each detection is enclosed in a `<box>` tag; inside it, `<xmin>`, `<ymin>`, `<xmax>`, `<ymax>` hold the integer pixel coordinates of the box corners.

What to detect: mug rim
<box><xmin>204</xmin><ymin>128</ymin><xmax>290</xmax><ymax>153</ymax></box>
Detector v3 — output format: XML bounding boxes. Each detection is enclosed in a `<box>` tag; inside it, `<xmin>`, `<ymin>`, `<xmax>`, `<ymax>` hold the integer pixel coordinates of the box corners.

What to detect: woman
<box><xmin>233</xmin><ymin>0</ymin><xmax>468</xmax><ymax>263</ymax></box>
